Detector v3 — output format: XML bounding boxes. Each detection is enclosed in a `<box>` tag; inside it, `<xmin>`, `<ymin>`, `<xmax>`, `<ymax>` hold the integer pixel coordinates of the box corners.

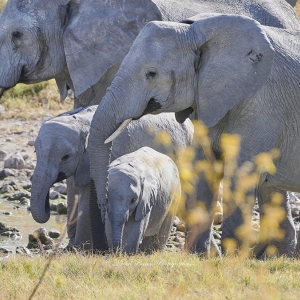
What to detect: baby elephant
<box><xmin>105</xmin><ymin>147</ymin><xmax>181</xmax><ymax>254</ymax></box>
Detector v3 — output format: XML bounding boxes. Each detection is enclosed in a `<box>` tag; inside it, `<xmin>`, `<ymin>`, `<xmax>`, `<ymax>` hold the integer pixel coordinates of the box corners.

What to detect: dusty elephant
<box><xmin>30</xmin><ymin>106</ymin><xmax>193</xmax><ymax>250</ymax></box>
<box><xmin>0</xmin><ymin>0</ymin><xmax>298</xmax><ymax>251</ymax></box>
<box><xmin>0</xmin><ymin>0</ymin><xmax>298</xmax><ymax>104</ymax></box>
<box><xmin>88</xmin><ymin>14</ymin><xmax>300</xmax><ymax>257</ymax></box>
<box><xmin>106</xmin><ymin>147</ymin><xmax>181</xmax><ymax>254</ymax></box>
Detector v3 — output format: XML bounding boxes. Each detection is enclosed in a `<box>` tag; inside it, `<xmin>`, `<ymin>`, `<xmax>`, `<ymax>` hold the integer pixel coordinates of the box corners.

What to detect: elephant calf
<box><xmin>30</xmin><ymin>106</ymin><xmax>193</xmax><ymax>250</ymax></box>
<box><xmin>105</xmin><ymin>147</ymin><xmax>181</xmax><ymax>253</ymax></box>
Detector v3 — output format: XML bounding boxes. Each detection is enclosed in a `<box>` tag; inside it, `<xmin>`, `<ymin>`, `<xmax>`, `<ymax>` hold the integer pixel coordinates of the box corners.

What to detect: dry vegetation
<box><xmin>0</xmin><ymin>1</ymin><xmax>300</xmax><ymax>300</ymax></box>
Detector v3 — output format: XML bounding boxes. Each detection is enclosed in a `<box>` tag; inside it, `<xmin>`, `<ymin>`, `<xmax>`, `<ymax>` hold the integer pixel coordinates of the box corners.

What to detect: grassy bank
<box><xmin>1</xmin><ymin>252</ymin><xmax>300</xmax><ymax>300</ymax></box>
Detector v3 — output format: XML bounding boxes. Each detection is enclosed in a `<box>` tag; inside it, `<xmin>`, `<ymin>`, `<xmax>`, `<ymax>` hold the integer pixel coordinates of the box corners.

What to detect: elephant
<box><xmin>1</xmin><ymin>0</ymin><xmax>298</xmax><ymax>251</ymax></box>
<box><xmin>105</xmin><ymin>147</ymin><xmax>181</xmax><ymax>254</ymax></box>
<box><xmin>88</xmin><ymin>14</ymin><xmax>300</xmax><ymax>257</ymax></box>
<box><xmin>30</xmin><ymin>106</ymin><xmax>193</xmax><ymax>250</ymax></box>
<box><xmin>0</xmin><ymin>0</ymin><xmax>298</xmax><ymax>105</ymax></box>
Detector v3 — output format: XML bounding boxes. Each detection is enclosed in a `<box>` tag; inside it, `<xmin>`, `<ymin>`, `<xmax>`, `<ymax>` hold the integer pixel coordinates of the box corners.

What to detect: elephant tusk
<box><xmin>104</xmin><ymin>118</ymin><xmax>132</xmax><ymax>144</ymax></box>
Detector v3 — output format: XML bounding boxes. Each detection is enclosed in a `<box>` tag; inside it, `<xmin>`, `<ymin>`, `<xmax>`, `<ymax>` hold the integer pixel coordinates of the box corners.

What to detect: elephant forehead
<box><xmin>108</xmin><ymin>167</ymin><xmax>139</xmax><ymax>190</ymax></box>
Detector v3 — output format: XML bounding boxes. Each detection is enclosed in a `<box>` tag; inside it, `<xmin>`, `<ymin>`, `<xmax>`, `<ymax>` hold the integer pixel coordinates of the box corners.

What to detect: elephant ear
<box><xmin>135</xmin><ymin>176</ymin><xmax>157</xmax><ymax>222</ymax></box>
<box><xmin>63</xmin><ymin>0</ymin><xmax>162</xmax><ymax>104</ymax></box>
<box><xmin>189</xmin><ymin>14</ymin><xmax>275</xmax><ymax>127</ymax></box>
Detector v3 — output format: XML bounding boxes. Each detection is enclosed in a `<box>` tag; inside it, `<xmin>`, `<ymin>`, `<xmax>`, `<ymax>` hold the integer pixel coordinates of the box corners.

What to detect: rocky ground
<box><xmin>1</xmin><ymin>111</ymin><xmax>300</xmax><ymax>259</ymax></box>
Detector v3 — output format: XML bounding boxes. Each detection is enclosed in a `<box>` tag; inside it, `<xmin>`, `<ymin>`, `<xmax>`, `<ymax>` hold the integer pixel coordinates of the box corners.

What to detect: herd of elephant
<box><xmin>0</xmin><ymin>0</ymin><xmax>300</xmax><ymax>257</ymax></box>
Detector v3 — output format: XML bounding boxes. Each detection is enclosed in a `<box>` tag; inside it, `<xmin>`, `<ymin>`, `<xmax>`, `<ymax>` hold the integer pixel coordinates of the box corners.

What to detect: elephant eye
<box><xmin>61</xmin><ymin>154</ymin><xmax>70</xmax><ymax>161</ymax></box>
<box><xmin>12</xmin><ymin>30</ymin><xmax>23</xmax><ymax>39</ymax></box>
<box><xmin>131</xmin><ymin>198</ymin><xmax>137</xmax><ymax>204</ymax></box>
<box><xmin>145</xmin><ymin>68</ymin><xmax>158</xmax><ymax>80</ymax></box>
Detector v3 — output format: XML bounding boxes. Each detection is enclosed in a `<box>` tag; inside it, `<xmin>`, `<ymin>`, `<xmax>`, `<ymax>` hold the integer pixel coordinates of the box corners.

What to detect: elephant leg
<box><xmin>66</xmin><ymin>176</ymin><xmax>80</xmax><ymax>248</ymax></box>
<box><xmin>74</xmin><ymin>185</ymin><xmax>92</xmax><ymax>250</ymax></box>
<box><xmin>140</xmin><ymin>214</ymin><xmax>175</xmax><ymax>253</ymax></box>
<box><xmin>254</xmin><ymin>186</ymin><xmax>296</xmax><ymax>258</ymax></box>
<box><xmin>186</xmin><ymin>176</ymin><xmax>215</xmax><ymax>255</ymax></box>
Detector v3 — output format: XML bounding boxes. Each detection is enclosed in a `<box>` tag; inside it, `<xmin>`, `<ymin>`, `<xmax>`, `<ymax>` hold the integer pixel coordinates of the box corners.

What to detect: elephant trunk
<box><xmin>30</xmin><ymin>170</ymin><xmax>52</xmax><ymax>223</ymax></box>
<box><xmin>88</xmin><ymin>93</ymin><xmax>120</xmax><ymax>251</ymax></box>
<box><xmin>111</xmin><ymin>221</ymin><xmax>125</xmax><ymax>253</ymax></box>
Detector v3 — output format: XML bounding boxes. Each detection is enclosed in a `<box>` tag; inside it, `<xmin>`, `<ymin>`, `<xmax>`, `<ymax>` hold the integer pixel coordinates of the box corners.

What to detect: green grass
<box><xmin>1</xmin><ymin>253</ymin><xmax>300</xmax><ymax>300</ymax></box>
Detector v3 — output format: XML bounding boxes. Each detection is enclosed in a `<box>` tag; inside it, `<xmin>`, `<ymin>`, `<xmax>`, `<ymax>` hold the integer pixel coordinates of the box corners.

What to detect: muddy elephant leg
<box><xmin>254</xmin><ymin>186</ymin><xmax>296</xmax><ymax>258</ymax></box>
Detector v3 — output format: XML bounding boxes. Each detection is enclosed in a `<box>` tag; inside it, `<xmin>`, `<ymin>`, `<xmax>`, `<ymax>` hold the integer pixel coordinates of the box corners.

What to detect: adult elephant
<box><xmin>0</xmin><ymin>0</ymin><xmax>299</xmax><ymax>105</ymax></box>
<box><xmin>88</xmin><ymin>14</ymin><xmax>300</xmax><ymax>256</ymax></box>
<box><xmin>0</xmin><ymin>0</ymin><xmax>298</xmax><ymax>251</ymax></box>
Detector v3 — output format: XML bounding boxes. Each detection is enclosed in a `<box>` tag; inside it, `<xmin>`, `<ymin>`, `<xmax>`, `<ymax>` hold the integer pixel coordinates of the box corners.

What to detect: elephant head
<box><xmin>106</xmin><ymin>158</ymin><xmax>156</xmax><ymax>253</ymax></box>
<box><xmin>0</xmin><ymin>0</ymin><xmax>162</xmax><ymax>103</ymax></box>
<box><xmin>88</xmin><ymin>14</ymin><xmax>275</xmax><ymax>245</ymax></box>
<box><xmin>30</xmin><ymin>107</ymin><xmax>94</xmax><ymax>223</ymax></box>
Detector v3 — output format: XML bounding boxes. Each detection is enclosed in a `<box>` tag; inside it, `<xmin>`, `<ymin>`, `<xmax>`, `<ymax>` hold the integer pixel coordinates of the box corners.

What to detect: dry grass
<box><xmin>0</xmin><ymin>252</ymin><xmax>300</xmax><ymax>300</ymax></box>
<box><xmin>0</xmin><ymin>80</ymin><xmax>73</xmax><ymax>120</ymax></box>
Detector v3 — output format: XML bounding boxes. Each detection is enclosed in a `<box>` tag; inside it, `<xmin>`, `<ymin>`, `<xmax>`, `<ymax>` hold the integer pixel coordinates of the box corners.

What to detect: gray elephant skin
<box><xmin>105</xmin><ymin>147</ymin><xmax>181</xmax><ymax>254</ymax></box>
<box><xmin>0</xmin><ymin>0</ymin><xmax>298</xmax><ymax>105</ymax></box>
<box><xmin>0</xmin><ymin>0</ymin><xmax>298</xmax><ymax>252</ymax></box>
<box><xmin>88</xmin><ymin>14</ymin><xmax>300</xmax><ymax>257</ymax></box>
<box><xmin>30</xmin><ymin>106</ymin><xmax>193</xmax><ymax>250</ymax></box>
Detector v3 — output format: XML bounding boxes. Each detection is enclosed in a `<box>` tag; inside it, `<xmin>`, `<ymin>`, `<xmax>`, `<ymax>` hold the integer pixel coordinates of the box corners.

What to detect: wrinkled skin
<box><xmin>106</xmin><ymin>147</ymin><xmax>181</xmax><ymax>254</ymax></box>
<box><xmin>1</xmin><ymin>0</ymin><xmax>298</xmax><ymax>251</ymax></box>
<box><xmin>31</xmin><ymin>106</ymin><xmax>193</xmax><ymax>250</ymax></box>
<box><xmin>0</xmin><ymin>0</ymin><xmax>298</xmax><ymax>104</ymax></box>
<box><xmin>89</xmin><ymin>14</ymin><xmax>300</xmax><ymax>257</ymax></box>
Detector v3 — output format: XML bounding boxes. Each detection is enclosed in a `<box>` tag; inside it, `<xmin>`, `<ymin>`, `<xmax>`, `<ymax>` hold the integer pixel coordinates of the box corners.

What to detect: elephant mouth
<box><xmin>141</xmin><ymin>98</ymin><xmax>162</xmax><ymax>116</ymax></box>
<box><xmin>55</xmin><ymin>172</ymin><xmax>67</xmax><ymax>183</ymax></box>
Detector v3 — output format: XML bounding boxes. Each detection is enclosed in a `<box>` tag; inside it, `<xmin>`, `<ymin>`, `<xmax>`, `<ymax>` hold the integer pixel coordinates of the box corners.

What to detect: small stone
<box><xmin>28</xmin><ymin>227</ymin><xmax>54</xmax><ymax>249</ymax></box>
<box><xmin>20</xmin><ymin>198</ymin><xmax>30</xmax><ymax>206</ymax></box>
<box><xmin>27</xmin><ymin>140</ymin><xmax>35</xmax><ymax>147</ymax></box>
<box><xmin>15</xmin><ymin>246</ymin><xmax>32</xmax><ymax>256</ymax></box>
<box><xmin>49</xmin><ymin>229</ymin><xmax>60</xmax><ymax>239</ymax></box>
<box><xmin>0</xmin><ymin>183</ymin><xmax>14</xmax><ymax>193</ymax></box>
<box><xmin>0</xmin><ymin>169</ymin><xmax>16</xmax><ymax>179</ymax></box>
<box><xmin>0</xmin><ymin>150</ymin><xmax>7</xmax><ymax>161</ymax></box>
<box><xmin>8</xmin><ymin>190</ymin><xmax>30</xmax><ymax>201</ymax></box>
<box><xmin>21</xmin><ymin>153</ymin><xmax>29</xmax><ymax>160</ymax></box>
<box><xmin>173</xmin><ymin>216</ymin><xmax>185</xmax><ymax>232</ymax></box>
<box><xmin>56</xmin><ymin>202</ymin><xmax>67</xmax><ymax>214</ymax></box>
<box><xmin>53</xmin><ymin>183</ymin><xmax>67</xmax><ymax>195</ymax></box>
<box><xmin>25</xmin><ymin>160</ymin><xmax>36</xmax><ymax>170</ymax></box>
<box><xmin>1</xmin><ymin>211</ymin><xmax>12</xmax><ymax>215</ymax></box>
<box><xmin>292</xmin><ymin>207</ymin><xmax>300</xmax><ymax>218</ymax></box>
<box><xmin>50</xmin><ymin>203</ymin><xmax>57</xmax><ymax>211</ymax></box>
<box><xmin>49</xmin><ymin>190</ymin><xmax>60</xmax><ymax>199</ymax></box>
<box><xmin>6</xmin><ymin>138</ymin><xmax>13</xmax><ymax>142</ymax></box>
<box><xmin>0</xmin><ymin>105</ymin><xmax>5</xmax><ymax>114</ymax></box>
<box><xmin>4</xmin><ymin>153</ymin><xmax>25</xmax><ymax>170</ymax></box>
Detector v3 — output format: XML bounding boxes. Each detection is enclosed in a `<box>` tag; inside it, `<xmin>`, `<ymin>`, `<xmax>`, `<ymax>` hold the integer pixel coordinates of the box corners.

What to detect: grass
<box><xmin>0</xmin><ymin>80</ymin><xmax>73</xmax><ymax>120</ymax></box>
<box><xmin>1</xmin><ymin>252</ymin><xmax>300</xmax><ymax>300</ymax></box>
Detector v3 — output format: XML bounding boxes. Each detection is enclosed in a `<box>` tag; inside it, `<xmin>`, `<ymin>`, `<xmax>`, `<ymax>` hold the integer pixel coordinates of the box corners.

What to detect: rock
<box><xmin>56</xmin><ymin>202</ymin><xmax>67</xmax><ymax>214</ymax></box>
<box><xmin>15</xmin><ymin>246</ymin><xmax>32</xmax><ymax>256</ymax></box>
<box><xmin>21</xmin><ymin>153</ymin><xmax>29</xmax><ymax>160</ymax></box>
<box><xmin>292</xmin><ymin>206</ymin><xmax>300</xmax><ymax>218</ymax></box>
<box><xmin>0</xmin><ymin>247</ymin><xmax>12</xmax><ymax>260</ymax></box>
<box><xmin>50</xmin><ymin>203</ymin><xmax>57</xmax><ymax>211</ymax></box>
<box><xmin>5</xmin><ymin>138</ymin><xmax>13</xmax><ymax>142</ymax></box>
<box><xmin>213</xmin><ymin>212</ymin><xmax>223</xmax><ymax>225</ymax></box>
<box><xmin>0</xmin><ymin>150</ymin><xmax>7</xmax><ymax>161</ymax></box>
<box><xmin>1</xmin><ymin>211</ymin><xmax>12</xmax><ymax>215</ymax></box>
<box><xmin>27</xmin><ymin>140</ymin><xmax>35</xmax><ymax>147</ymax></box>
<box><xmin>25</xmin><ymin>160</ymin><xmax>36</xmax><ymax>170</ymax></box>
<box><xmin>173</xmin><ymin>216</ymin><xmax>185</xmax><ymax>232</ymax></box>
<box><xmin>0</xmin><ymin>169</ymin><xmax>16</xmax><ymax>179</ymax></box>
<box><xmin>49</xmin><ymin>229</ymin><xmax>60</xmax><ymax>239</ymax></box>
<box><xmin>0</xmin><ymin>183</ymin><xmax>14</xmax><ymax>193</ymax></box>
<box><xmin>20</xmin><ymin>198</ymin><xmax>30</xmax><ymax>206</ymax></box>
<box><xmin>4</xmin><ymin>153</ymin><xmax>25</xmax><ymax>170</ymax></box>
<box><xmin>8</xmin><ymin>190</ymin><xmax>30</xmax><ymax>201</ymax></box>
<box><xmin>53</xmin><ymin>183</ymin><xmax>67</xmax><ymax>195</ymax></box>
<box><xmin>0</xmin><ymin>222</ymin><xmax>19</xmax><ymax>234</ymax></box>
<box><xmin>27</xmin><ymin>227</ymin><xmax>55</xmax><ymax>250</ymax></box>
<box><xmin>49</xmin><ymin>190</ymin><xmax>60</xmax><ymax>199</ymax></box>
